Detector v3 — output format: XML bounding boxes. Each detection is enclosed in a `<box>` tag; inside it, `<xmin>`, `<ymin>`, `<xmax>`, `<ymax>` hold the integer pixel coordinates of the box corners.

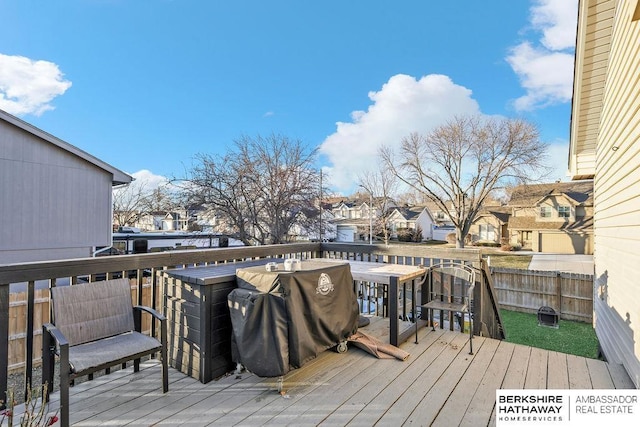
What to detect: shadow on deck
<box><xmin>6</xmin><ymin>318</ymin><xmax>634</xmax><ymax>426</ymax></box>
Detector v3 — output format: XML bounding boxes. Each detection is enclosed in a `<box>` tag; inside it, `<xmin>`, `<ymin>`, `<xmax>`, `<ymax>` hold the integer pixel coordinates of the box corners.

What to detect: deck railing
<box><xmin>0</xmin><ymin>242</ymin><xmax>499</xmax><ymax>407</ymax></box>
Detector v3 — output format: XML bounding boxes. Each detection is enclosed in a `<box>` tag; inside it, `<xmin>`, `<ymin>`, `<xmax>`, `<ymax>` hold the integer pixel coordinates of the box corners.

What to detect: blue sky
<box><xmin>0</xmin><ymin>0</ymin><xmax>577</xmax><ymax>194</ymax></box>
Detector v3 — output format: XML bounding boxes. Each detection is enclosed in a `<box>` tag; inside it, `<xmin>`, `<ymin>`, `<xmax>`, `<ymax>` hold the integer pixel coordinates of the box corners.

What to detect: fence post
<box><xmin>555</xmin><ymin>272</ymin><xmax>562</xmax><ymax>315</ymax></box>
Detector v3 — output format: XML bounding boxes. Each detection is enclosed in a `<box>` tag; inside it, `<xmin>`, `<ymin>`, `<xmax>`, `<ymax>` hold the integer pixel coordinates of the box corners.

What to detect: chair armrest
<box><xmin>43</xmin><ymin>322</ymin><xmax>69</xmax><ymax>348</ymax></box>
<box><xmin>43</xmin><ymin>322</ymin><xmax>70</xmax><ymax>392</ymax></box>
<box><xmin>133</xmin><ymin>305</ymin><xmax>167</xmax><ymax>334</ymax></box>
<box><xmin>133</xmin><ymin>305</ymin><xmax>166</xmax><ymax>321</ymax></box>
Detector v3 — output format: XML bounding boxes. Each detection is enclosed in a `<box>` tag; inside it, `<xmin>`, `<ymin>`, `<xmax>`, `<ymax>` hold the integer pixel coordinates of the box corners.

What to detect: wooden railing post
<box><xmin>24</xmin><ymin>280</ymin><xmax>35</xmax><ymax>400</ymax></box>
<box><xmin>0</xmin><ymin>283</ymin><xmax>8</xmax><ymax>410</ymax></box>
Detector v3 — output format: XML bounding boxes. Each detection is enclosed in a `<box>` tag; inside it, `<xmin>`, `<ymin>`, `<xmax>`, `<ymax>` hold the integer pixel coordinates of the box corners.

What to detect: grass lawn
<box><xmin>500</xmin><ymin>309</ymin><xmax>600</xmax><ymax>359</ymax></box>
<box><xmin>484</xmin><ymin>253</ymin><xmax>533</xmax><ymax>269</ymax></box>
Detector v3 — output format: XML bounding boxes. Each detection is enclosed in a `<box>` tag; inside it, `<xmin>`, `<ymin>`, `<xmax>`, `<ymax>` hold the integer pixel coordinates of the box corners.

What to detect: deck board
<box><xmin>353</xmin><ymin>329</ymin><xmax>454</xmax><ymax>426</ymax></box>
<box><xmin>607</xmin><ymin>363</ymin><xmax>637</xmax><ymax>389</ymax></box>
<box><xmin>6</xmin><ymin>317</ymin><xmax>634</xmax><ymax>427</ymax></box>
<box><xmin>524</xmin><ymin>346</ymin><xmax>548</xmax><ymax>389</ymax></box>
<box><xmin>587</xmin><ymin>357</ymin><xmax>615</xmax><ymax>389</ymax></box>
<box><xmin>402</xmin><ymin>335</ymin><xmax>483</xmax><ymax>425</ymax></box>
<box><xmin>458</xmin><ymin>340</ymin><xmax>514</xmax><ymax>427</ymax></box>
<box><xmin>567</xmin><ymin>353</ymin><xmax>592</xmax><ymax>389</ymax></box>
<box><xmin>500</xmin><ymin>343</ymin><xmax>531</xmax><ymax>389</ymax></box>
<box><xmin>547</xmin><ymin>351</ymin><xmax>570</xmax><ymax>389</ymax></box>
<box><xmin>431</xmin><ymin>337</ymin><xmax>501</xmax><ymax>427</ymax></box>
<box><xmin>319</xmin><ymin>328</ymin><xmax>444</xmax><ymax>426</ymax></box>
<box><xmin>255</xmin><ymin>351</ymin><xmax>375</xmax><ymax>426</ymax></box>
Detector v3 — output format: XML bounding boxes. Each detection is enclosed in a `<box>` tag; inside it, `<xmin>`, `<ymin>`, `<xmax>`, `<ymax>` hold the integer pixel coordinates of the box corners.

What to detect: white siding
<box><xmin>415</xmin><ymin>210</ymin><xmax>434</xmax><ymax>240</ymax></box>
<box><xmin>590</xmin><ymin>0</ymin><xmax>640</xmax><ymax>387</ymax></box>
<box><xmin>569</xmin><ymin>0</ymin><xmax>615</xmax><ymax>179</ymax></box>
<box><xmin>0</xmin><ymin>120</ymin><xmax>114</xmax><ymax>263</ymax></box>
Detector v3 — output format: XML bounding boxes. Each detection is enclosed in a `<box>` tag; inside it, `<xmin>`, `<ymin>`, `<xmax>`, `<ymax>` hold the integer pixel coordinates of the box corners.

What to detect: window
<box><xmin>558</xmin><ymin>206</ymin><xmax>571</xmax><ymax>218</ymax></box>
<box><xmin>540</xmin><ymin>206</ymin><xmax>552</xmax><ymax>218</ymax></box>
<box><xmin>479</xmin><ymin>224</ymin><xmax>495</xmax><ymax>241</ymax></box>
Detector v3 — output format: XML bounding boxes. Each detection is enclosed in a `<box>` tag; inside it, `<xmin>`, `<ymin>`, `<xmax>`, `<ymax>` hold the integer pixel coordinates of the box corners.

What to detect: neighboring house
<box><xmin>420</xmin><ymin>200</ymin><xmax>457</xmax><ymax>241</ymax></box>
<box><xmin>136</xmin><ymin>211</ymin><xmax>166</xmax><ymax>231</ymax></box>
<box><xmin>423</xmin><ymin>200</ymin><xmax>454</xmax><ymax>225</ymax></box>
<box><xmin>134</xmin><ymin>205</ymin><xmax>218</xmax><ymax>233</ymax></box>
<box><xmin>387</xmin><ymin>206</ymin><xmax>436</xmax><ymax>241</ymax></box>
<box><xmin>471</xmin><ymin>207</ymin><xmax>511</xmax><ymax>245</ymax></box>
<box><xmin>190</xmin><ymin>205</ymin><xmax>219</xmax><ymax>233</ymax></box>
<box><xmin>0</xmin><ymin>109</ymin><xmax>132</xmax><ymax>263</ymax></box>
<box><xmin>288</xmin><ymin>207</ymin><xmax>337</xmax><ymax>242</ymax></box>
<box><xmin>506</xmin><ymin>181</ymin><xmax>594</xmax><ymax>254</ymax></box>
<box><xmin>331</xmin><ymin>199</ymin><xmax>373</xmax><ymax>220</ymax></box>
<box><xmin>163</xmin><ymin>211</ymin><xmax>189</xmax><ymax>231</ymax></box>
<box><xmin>332</xmin><ymin>218</ymin><xmax>371</xmax><ymax>243</ymax></box>
<box><xmin>330</xmin><ymin>199</ymin><xmax>378</xmax><ymax>243</ymax></box>
<box><xmin>570</xmin><ymin>0</ymin><xmax>640</xmax><ymax>386</ymax></box>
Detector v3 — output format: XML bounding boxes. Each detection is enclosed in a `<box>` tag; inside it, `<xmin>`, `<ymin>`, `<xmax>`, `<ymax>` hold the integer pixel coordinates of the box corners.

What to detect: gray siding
<box><xmin>0</xmin><ymin>119</ymin><xmax>114</xmax><ymax>263</ymax></box>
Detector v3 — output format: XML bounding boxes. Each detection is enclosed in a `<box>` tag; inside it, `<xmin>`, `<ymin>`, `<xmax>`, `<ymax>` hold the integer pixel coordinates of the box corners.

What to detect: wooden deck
<box><xmin>7</xmin><ymin>318</ymin><xmax>635</xmax><ymax>427</ymax></box>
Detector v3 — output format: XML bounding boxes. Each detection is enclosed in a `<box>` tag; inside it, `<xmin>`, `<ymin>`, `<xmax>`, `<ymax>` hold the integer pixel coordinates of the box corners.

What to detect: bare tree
<box><xmin>112</xmin><ymin>182</ymin><xmax>149</xmax><ymax>229</ymax></box>
<box><xmin>143</xmin><ymin>186</ymin><xmax>179</xmax><ymax>214</ymax></box>
<box><xmin>178</xmin><ymin>134</ymin><xmax>321</xmax><ymax>245</ymax></box>
<box><xmin>113</xmin><ymin>179</ymin><xmax>182</xmax><ymax>231</ymax></box>
<box><xmin>381</xmin><ymin>115</ymin><xmax>548</xmax><ymax>248</ymax></box>
<box><xmin>357</xmin><ymin>169</ymin><xmax>399</xmax><ymax>244</ymax></box>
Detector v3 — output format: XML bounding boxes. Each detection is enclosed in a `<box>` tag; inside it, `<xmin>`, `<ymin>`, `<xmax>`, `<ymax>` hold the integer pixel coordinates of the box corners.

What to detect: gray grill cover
<box><xmin>228</xmin><ymin>261</ymin><xmax>359</xmax><ymax>377</ymax></box>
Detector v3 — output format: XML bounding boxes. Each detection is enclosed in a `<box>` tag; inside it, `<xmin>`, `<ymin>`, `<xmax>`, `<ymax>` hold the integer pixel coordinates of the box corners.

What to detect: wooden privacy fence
<box><xmin>490</xmin><ymin>267</ymin><xmax>593</xmax><ymax>323</ymax></box>
<box><xmin>7</xmin><ymin>279</ymin><xmax>156</xmax><ymax>373</ymax></box>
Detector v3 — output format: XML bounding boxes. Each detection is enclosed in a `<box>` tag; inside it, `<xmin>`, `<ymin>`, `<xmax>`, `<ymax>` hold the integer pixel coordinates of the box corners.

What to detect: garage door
<box><xmin>336</xmin><ymin>226</ymin><xmax>355</xmax><ymax>242</ymax></box>
<box><xmin>539</xmin><ymin>233</ymin><xmax>587</xmax><ymax>254</ymax></box>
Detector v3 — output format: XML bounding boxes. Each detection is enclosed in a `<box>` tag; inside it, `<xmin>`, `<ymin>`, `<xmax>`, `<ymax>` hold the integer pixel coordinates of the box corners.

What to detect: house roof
<box><xmin>422</xmin><ymin>200</ymin><xmax>450</xmax><ymax>213</ymax></box>
<box><xmin>392</xmin><ymin>206</ymin><xmax>426</xmax><ymax>221</ymax></box>
<box><xmin>508</xmin><ymin>181</ymin><xmax>593</xmax><ymax>207</ymax></box>
<box><xmin>477</xmin><ymin>206</ymin><xmax>511</xmax><ymax>224</ymax></box>
<box><xmin>331</xmin><ymin>218</ymin><xmax>371</xmax><ymax>226</ymax></box>
<box><xmin>508</xmin><ymin>215</ymin><xmax>594</xmax><ymax>232</ymax></box>
<box><xmin>1</xmin><ymin>108</ymin><xmax>132</xmax><ymax>186</ymax></box>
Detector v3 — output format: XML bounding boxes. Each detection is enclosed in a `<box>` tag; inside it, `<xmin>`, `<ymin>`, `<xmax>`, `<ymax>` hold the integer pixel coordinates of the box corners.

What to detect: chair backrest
<box><xmin>51</xmin><ymin>278</ymin><xmax>135</xmax><ymax>346</ymax></box>
<box><xmin>428</xmin><ymin>263</ymin><xmax>476</xmax><ymax>300</ymax></box>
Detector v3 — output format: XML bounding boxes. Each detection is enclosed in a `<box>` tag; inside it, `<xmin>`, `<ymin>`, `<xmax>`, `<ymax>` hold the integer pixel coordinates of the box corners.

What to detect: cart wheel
<box><xmin>337</xmin><ymin>341</ymin><xmax>348</xmax><ymax>353</ymax></box>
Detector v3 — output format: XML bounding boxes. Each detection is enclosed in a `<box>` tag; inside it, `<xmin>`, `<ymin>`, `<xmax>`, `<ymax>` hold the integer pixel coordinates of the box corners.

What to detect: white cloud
<box><xmin>0</xmin><ymin>53</ymin><xmax>72</xmax><ymax>116</ymax></box>
<box><xmin>507</xmin><ymin>0</ymin><xmax>578</xmax><ymax>111</ymax></box>
<box><xmin>507</xmin><ymin>43</ymin><xmax>574</xmax><ymax>111</ymax></box>
<box><xmin>530</xmin><ymin>0</ymin><xmax>579</xmax><ymax>50</ymax></box>
<box><xmin>129</xmin><ymin>169</ymin><xmax>171</xmax><ymax>191</ymax></box>
<box><xmin>319</xmin><ymin>74</ymin><xmax>480</xmax><ymax>193</ymax></box>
